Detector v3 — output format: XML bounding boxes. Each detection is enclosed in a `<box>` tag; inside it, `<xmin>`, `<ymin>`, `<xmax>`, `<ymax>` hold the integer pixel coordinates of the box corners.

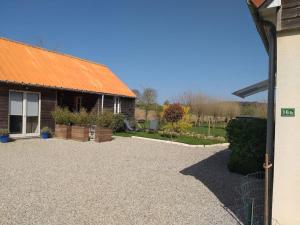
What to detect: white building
<box><xmin>234</xmin><ymin>1</ymin><xmax>300</xmax><ymax>224</ymax></box>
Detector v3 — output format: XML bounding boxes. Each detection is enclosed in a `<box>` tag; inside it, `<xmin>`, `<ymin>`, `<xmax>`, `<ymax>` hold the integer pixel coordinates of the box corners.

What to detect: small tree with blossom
<box><xmin>163</xmin><ymin>103</ymin><xmax>184</xmax><ymax>139</ymax></box>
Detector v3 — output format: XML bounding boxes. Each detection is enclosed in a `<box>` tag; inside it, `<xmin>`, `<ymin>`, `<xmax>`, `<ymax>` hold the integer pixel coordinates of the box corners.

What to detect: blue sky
<box><xmin>0</xmin><ymin>0</ymin><xmax>268</xmax><ymax>103</ymax></box>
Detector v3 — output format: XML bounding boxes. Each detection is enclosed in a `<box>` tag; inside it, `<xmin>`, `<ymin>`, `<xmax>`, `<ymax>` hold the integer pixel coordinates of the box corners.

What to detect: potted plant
<box><xmin>41</xmin><ymin>127</ymin><xmax>51</xmax><ymax>139</ymax></box>
<box><xmin>0</xmin><ymin>129</ymin><xmax>9</xmax><ymax>143</ymax></box>
<box><xmin>52</xmin><ymin>107</ymin><xmax>72</xmax><ymax>139</ymax></box>
<box><xmin>95</xmin><ymin>112</ymin><xmax>113</xmax><ymax>142</ymax></box>
<box><xmin>70</xmin><ymin>108</ymin><xmax>90</xmax><ymax>142</ymax></box>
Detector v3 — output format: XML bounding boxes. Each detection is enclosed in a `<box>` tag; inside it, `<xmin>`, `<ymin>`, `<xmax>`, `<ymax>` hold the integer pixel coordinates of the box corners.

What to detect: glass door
<box><xmin>26</xmin><ymin>93</ymin><xmax>40</xmax><ymax>134</ymax></box>
<box><xmin>9</xmin><ymin>91</ymin><xmax>24</xmax><ymax>134</ymax></box>
<box><xmin>9</xmin><ymin>91</ymin><xmax>40</xmax><ymax>137</ymax></box>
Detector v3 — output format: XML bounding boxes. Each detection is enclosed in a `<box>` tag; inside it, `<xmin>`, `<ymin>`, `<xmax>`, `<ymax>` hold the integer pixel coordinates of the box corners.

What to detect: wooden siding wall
<box><xmin>0</xmin><ymin>85</ymin><xmax>9</xmax><ymax>129</ymax></box>
<box><xmin>0</xmin><ymin>82</ymin><xmax>136</xmax><ymax>131</ymax></box>
<box><xmin>281</xmin><ymin>0</ymin><xmax>300</xmax><ymax>30</ymax></box>
<box><xmin>121</xmin><ymin>97</ymin><xmax>135</xmax><ymax>120</ymax></box>
<box><xmin>40</xmin><ymin>89</ymin><xmax>56</xmax><ymax>131</ymax></box>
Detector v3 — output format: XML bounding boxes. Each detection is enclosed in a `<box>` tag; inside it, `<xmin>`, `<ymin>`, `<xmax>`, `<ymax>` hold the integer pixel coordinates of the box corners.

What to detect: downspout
<box><xmin>262</xmin><ymin>20</ymin><xmax>276</xmax><ymax>225</ymax></box>
<box><xmin>248</xmin><ymin>3</ymin><xmax>277</xmax><ymax>224</ymax></box>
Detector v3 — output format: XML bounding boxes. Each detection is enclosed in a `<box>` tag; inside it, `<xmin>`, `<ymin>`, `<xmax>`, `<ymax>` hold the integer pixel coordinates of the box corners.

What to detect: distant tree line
<box><xmin>132</xmin><ymin>88</ymin><xmax>267</xmax><ymax>124</ymax></box>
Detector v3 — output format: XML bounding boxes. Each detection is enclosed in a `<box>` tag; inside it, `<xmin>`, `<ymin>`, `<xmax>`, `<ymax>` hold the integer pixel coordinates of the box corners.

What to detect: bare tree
<box><xmin>141</xmin><ymin>88</ymin><xmax>157</xmax><ymax>121</ymax></box>
<box><xmin>132</xmin><ymin>89</ymin><xmax>141</xmax><ymax>106</ymax></box>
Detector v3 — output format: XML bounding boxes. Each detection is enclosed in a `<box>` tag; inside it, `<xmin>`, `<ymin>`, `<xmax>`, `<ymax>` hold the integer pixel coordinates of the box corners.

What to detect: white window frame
<box><xmin>8</xmin><ymin>90</ymin><xmax>41</xmax><ymax>138</ymax></box>
<box><xmin>114</xmin><ymin>96</ymin><xmax>121</xmax><ymax>114</ymax></box>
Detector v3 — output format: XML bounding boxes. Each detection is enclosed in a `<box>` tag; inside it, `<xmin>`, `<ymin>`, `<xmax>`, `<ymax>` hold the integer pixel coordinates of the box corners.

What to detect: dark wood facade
<box><xmin>0</xmin><ymin>82</ymin><xmax>135</xmax><ymax>133</ymax></box>
<box><xmin>281</xmin><ymin>0</ymin><xmax>300</xmax><ymax>30</ymax></box>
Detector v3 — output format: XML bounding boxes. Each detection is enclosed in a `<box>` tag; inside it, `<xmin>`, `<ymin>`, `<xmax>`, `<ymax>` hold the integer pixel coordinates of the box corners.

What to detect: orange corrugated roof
<box><xmin>0</xmin><ymin>37</ymin><xmax>135</xmax><ymax>98</ymax></box>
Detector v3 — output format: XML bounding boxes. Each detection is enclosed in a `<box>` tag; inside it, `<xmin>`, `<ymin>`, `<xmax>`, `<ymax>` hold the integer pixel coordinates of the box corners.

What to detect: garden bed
<box><xmin>114</xmin><ymin>131</ymin><xmax>226</xmax><ymax>145</ymax></box>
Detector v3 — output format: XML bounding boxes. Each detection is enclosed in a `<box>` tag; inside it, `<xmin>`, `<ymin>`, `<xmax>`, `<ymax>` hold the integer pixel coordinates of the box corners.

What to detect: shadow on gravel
<box><xmin>180</xmin><ymin>149</ymin><xmax>243</xmax><ymax>223</ymax></box>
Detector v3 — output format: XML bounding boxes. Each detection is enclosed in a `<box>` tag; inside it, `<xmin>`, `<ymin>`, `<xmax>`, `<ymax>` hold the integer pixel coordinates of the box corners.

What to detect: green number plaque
<box><xmin>281</xmin><ymin>108</ymin><xmax>295</xmax><ymax>117</ymax></box>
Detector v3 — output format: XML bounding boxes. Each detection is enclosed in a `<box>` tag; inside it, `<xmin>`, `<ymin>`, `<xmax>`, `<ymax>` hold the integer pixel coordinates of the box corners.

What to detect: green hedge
<box><xmin>226</xmin><ymin>117</ymin><xmax>267</xmax><ymax>175</ymax></box>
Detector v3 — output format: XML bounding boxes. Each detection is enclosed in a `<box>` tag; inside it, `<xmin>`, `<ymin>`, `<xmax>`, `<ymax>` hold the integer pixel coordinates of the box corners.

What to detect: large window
<box><xmin>114</xmin><ymin>97</ymin><xmax>121</xmax><ymax>114</ymax></box>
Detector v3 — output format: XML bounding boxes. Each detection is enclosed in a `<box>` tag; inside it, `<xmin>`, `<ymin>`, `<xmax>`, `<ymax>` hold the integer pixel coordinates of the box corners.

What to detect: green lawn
<box><xmin>188</xmin><ymin>126</ymin><xmax>227</xmax><ymax>137</ymax></box>
<box><xmin>137</xmin><ymin>121</ymin><xmax>227</xmax><ymax>138</ymax></box>
<box><xmin>114</xmin><ymin>131</ymin><xmax>225</xmax><ymax>145</ymax></box>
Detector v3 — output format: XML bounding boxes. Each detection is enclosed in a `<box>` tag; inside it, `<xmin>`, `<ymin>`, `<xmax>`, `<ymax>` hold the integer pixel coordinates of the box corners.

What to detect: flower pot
<box><xmin>95</xmin><ymin>127</ymin><xmax>113</xmax><ymax>142</ymax></box>
<box><xmin>0</xmin><ymin>135</ymin><xmax>9</xmax><ymax>143</ymax></box>
<box><xmin>71</xmin><ymin>125</ymin><xmax>89</xmax><ymax>142</ymax></box>
<box><xmin>55</xmin><ymin>124</ymin><xmax>71</xmax><ymax>139</ymax></box>
<box><xmin>41</xmin><ymin>133</ymin><xmax>49</xmax><ymax>139</ymax></box>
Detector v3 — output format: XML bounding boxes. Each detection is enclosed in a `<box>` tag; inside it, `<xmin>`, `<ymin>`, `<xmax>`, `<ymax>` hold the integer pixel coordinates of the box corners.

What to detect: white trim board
<box><xmin>129</xmin><ymin>136</ymin><xmax>229</xmax><ymax>148</ymax></box>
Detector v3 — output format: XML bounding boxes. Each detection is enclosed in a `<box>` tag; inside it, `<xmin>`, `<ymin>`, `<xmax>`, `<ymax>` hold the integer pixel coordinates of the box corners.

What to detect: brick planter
<box><xmin>55</xmin><ymin>124</ymin><xmax>71</xmax><ymax>139</ymax></box>
<box><xmin>71</xmin><ymin>125</ymin><xmax>89</xmax><ymax>142</ymax></box>
<box><xmin>95</xmin><ymin>127</ymin><xmax>113</xmax><ymax>142</ymax></box>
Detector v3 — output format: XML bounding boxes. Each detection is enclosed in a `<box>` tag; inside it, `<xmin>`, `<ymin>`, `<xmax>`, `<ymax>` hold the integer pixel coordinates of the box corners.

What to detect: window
<box><xmin>114</xmin><ymin>97</ymin><xmax>121</xmax><ymax>114</ymax></box>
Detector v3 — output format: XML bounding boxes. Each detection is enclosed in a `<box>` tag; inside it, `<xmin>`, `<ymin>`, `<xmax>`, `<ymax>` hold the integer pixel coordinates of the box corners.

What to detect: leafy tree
<box><xmin>163</xmin><ymin>103</ymin><xmax>184</xmax><ymax>125</ymax></box>
<box><xmin>140</xmin><ymin>88</ymin><xmax>157</xmax><ymax>121</ymax></box>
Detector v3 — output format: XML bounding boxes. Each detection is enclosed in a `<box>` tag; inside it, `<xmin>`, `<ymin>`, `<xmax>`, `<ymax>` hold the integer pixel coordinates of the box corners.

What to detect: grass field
<box><xmin>114</xmin><ymin>131</ymin><xmax>225</xmax><ymax>145</ymax></box>
<box><xmin>188</xmin><ymin>126</ymin><xmax>227</xmax><ymax>137</ymax></box>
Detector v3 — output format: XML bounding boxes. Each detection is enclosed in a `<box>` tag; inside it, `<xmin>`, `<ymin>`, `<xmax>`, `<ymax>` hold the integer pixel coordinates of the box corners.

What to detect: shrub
<box><xmin>41</xmin><ymin>127</ymin><xmax>51</xmax><ymax>134</ymax></box>
<box><xmin>163</xmin><ymin>103</ymin><xmax>184</xmax><ymax>123</ymax></box>
<box><xmin>71</xmin><ymin>108</ymin><xmax>90</xmax><ymax>126</ymax></box>
<box><xmin>159</xmin><ymin>130</ymin><xmax>180</xmax><ymax>138</ymax></box>
<box><xmin>52</xmin><ymin>107</ymin><xmax>72</xmax><ymax>125</ymax></box>
<box><xmin>176</xmin><ymin>106</ymin><xmax>193</xmax><ymax>133</ymax></box>
<box><xmin>97</xmin><ymin>112</ymin><xmax>113</xmax><ymax>128</ymax></box>
<box><xmin>0</xmin><ymin>129</ymin><xmax>9</xmax><ymax>136</ymax></box>
<box><xmin>162</xmin><ymin>104</ymin><xmax>192</xmax><ymax>134</ymax></box>
<box><xmin>111</xmin><ymin>113</ymin><xmax>125</xmax><ymax>132</ymax></box>
<box><xmin>226</xmin><ymin>117</ymin><xmax>267</xmax><ymax>175</ymax></box>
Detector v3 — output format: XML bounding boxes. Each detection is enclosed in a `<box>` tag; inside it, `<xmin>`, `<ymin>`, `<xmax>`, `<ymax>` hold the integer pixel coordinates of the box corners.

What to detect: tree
<box><xmin>141</xmin><ymin>88</ymin><xmax>157</xmax><ymax>121</ymax></box>
<box><xmin>163</xmin><ymin>104</ymin><xmax>184</xmax><ymax>138</ymax></box>
<box><xmin>163</xmin><ymin>104</ymin><xmax>184</xmax><ymax>124</ymax></box>
<box><xmin>190</xmin><ymin>93</ymin><xmax>208</xmax><ymax>126</ymax></box>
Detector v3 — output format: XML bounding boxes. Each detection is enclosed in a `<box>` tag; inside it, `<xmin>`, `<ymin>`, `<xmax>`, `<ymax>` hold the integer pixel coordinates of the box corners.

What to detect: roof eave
<box><xmin>248</xmin><ymin>1</ymin><xmax>270</xmax><ymax>52</ymax></box>
<box><xmin>233</xmin><ymin>79</ymin><xmax>268</xmax><ymax>98</ymax></box>
<box><xmin>0</xmin><ymin>80</ymin><xmax>136</xmax><ymax>98</ymax></box>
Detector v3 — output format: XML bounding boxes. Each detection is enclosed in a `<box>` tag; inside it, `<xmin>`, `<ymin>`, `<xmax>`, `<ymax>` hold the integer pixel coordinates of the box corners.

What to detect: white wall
<box><xmin>272</xmin><ymin>29</ymin><xmax>300</xmax><ymax>225</ymax></box>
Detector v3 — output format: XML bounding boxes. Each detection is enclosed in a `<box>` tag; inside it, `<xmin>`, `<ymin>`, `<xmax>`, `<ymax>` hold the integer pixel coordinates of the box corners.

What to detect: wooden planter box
<box><xmin>95</xmin><ymin>127</ymin><xmax>113</xmax><ymax>142</ymax></box>
<box><xmin>71</xmin><ymin>125</ymin><xmax>89</xmax><ymax>142</ymax></box>
<box><xmin>55</xmin><ymin>124</ymin><xmax>71</xmax><ymax>139</ymax></box>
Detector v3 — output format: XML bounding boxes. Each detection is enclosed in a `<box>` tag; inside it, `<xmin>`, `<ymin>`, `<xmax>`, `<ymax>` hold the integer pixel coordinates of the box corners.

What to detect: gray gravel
<box><xmin>0</xmin><ymin>137</ymin><xmax>242</xmax><ymax>225</ymax></box>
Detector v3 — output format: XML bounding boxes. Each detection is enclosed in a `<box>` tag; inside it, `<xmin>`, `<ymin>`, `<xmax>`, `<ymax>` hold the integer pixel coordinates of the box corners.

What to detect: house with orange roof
<box><xmin>0</xmin><ymin>38</ymin><xmax>135</xmax><ymax>138</ymax></box>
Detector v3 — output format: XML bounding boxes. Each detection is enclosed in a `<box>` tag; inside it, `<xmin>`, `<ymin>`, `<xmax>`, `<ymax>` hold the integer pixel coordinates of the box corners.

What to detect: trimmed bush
<box><xmin>0</xmin><ymin>129</ymin><xmax>9</xmax><ymax>136</ymax></box>
<box><xmin>111</xmin><ymin>113</ymin><xmax>125</xmax><ymax>132</ymax></box>
<box><xmin>163</xmin><ymin>103</ymin><xmax>184</xmax><ymax>124</ymax></box>
<box><xmin>71</xmin><ymin>108</ymin><xmax>90</xmax><ymax>126</ymax></box>
<box><xmin>226</xmin><ymin>117</ymin><xmax>267</xmax><ymax>175</ymax></box>
<box><xmin>97</xmin><ymin>112</ymin><xmax>113</xmax><ymax>128</ymax></box>
<box><xmin>52</xmin><ymin>107</ymin><xmax>72</xmax><ymax>125</ymax></box>
<box><xmin>41</xmin><ymin>127</ymin><xmax>51</xmax><ymax>135</ymax></box>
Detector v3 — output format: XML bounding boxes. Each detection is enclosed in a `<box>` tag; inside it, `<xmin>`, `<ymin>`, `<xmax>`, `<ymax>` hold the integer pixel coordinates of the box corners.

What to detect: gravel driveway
<box><xmin>0</xmin><ymin>137</ymin><xmax>242</xmax><ymax>225</ymax></box>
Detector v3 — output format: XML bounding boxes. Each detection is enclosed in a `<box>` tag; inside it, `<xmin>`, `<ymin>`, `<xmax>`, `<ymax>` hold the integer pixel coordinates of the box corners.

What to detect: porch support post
<box><xmin>101</xmin><ymin>94</ymin><xmax>104</xmax><ymax>114</ymax></box>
